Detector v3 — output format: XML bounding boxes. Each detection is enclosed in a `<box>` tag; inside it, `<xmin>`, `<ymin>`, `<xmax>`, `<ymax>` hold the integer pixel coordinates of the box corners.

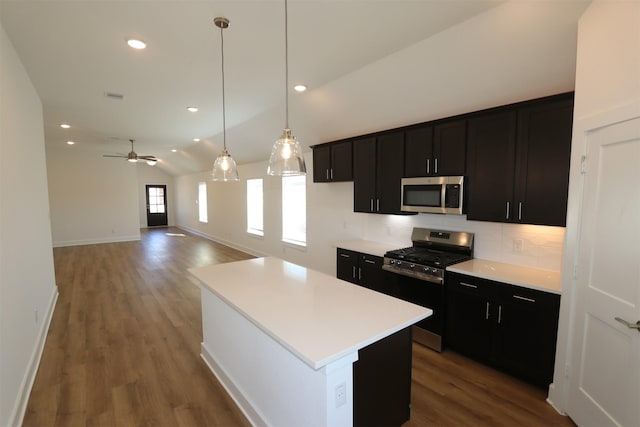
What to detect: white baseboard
<box><xmin>177</xmin><ymin>225</ymin><xmax>267</xmax><ymax>259</ymax></box>
<box><xmin>200</xmin><ymin>343</ymin><xmax>267</xmax><ymax>427</ymax></box>
<box><xmin>52</xmin><ymin>234</ymin><xmax>141</xmax><ymax>248</ymax></box>
<box><xmin>9</xmin><ymin>285</ymin><xmax>59</xmax><ymax>427</ymax></box>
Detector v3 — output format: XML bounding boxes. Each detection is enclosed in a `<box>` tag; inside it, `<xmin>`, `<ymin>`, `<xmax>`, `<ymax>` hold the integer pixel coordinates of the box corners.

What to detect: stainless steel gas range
<box><xmin>382</xmin><ymin>228</ymin><xmax>474</xmax><ymax>352</ymax></box>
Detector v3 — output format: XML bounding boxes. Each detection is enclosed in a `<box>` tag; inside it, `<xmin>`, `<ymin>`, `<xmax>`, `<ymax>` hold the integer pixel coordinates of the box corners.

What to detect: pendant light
<box><xmin>211</xmin><ymin>17</ymin><xmax>239</xmax><ymax>182</ymax></box>
<box><xmin>267</xmin><ymin>0</ymin><xmax>306</xmax><ymax>176</ymax></box>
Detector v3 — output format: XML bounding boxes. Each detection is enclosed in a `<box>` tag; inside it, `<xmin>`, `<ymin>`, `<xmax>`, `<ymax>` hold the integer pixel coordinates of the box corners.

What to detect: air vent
<box><xmin>104</xmin><ymin>92</ymin><xmax>124</xmax><ymax>100</ymax></box>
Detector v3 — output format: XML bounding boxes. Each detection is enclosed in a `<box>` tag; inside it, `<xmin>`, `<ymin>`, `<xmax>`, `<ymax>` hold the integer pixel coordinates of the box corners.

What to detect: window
<box><xmin>198</xmin><ymin>182</ymin><xmax>208</xmax><ymax>223</ymax></box>
<box><xmin>246</xmin><ymin>179</ymin><xmax>264</xmax><ymax>236</ymax></box>
<box><xmin>282</xmin><ymin>175</ymin><xmax>306</xmax><ymax>247</ymax></box>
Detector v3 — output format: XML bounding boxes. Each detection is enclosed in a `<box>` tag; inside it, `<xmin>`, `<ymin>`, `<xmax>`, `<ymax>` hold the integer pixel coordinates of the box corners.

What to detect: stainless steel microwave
<box><xmin>401</xmin><ymin>176</ymin><xmax>464</xmax><ymax>214</ymax></box>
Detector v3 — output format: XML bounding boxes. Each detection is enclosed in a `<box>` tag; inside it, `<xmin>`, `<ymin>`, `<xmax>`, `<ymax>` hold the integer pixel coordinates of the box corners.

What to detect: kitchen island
<box><xmin>189</xmin><ymin>257</ymin><xmax>430</xmax><ymax>427</ymax></box>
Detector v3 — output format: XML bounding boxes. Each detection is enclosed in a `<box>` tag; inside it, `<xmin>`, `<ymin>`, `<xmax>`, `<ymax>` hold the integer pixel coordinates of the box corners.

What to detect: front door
<box><xmin>567</xmin><ymin>117</ymin><xmax>640</xmax><ymax>426</ymax></box>
<box><xmin>146</xmin><ymin>185</ymin><xmax>168</xmax><ymax>227</ymax></box>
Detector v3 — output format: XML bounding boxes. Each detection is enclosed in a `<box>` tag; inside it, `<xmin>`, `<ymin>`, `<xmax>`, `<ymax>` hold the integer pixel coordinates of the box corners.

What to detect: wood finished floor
<box><xmin>24</xmin><ymin>227</ymin><xmax>575</xmax><ymax>426</ymax></box>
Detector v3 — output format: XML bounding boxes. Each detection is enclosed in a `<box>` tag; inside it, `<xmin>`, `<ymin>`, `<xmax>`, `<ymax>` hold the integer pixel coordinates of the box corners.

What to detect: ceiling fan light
<box><xmin>267</xmin><ymin>128</ymin><xmax>306</xmax><ymax>176</ymax></box>
<box><xmin>212</xmin><ymin>148</ymin><xmax>239</xmax><ymax>181</ymax></box>
<box><xmin>146</xmin><ymin>159</ymin><xmax>157</xmax><ymax>166</ymax></box>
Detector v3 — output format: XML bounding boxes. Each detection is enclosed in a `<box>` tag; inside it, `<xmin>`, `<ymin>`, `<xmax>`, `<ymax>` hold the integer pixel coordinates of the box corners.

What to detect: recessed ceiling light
<box><xmin>67</xmin><ymin>141</ymin><xmax>75</xmax><ymax>145</ymax></box>
<box><xmin>193</xmin><ymin>138</ymin><xmax>201</xmax><ymax>142</ymax></box>
<box><xmin>171</xmin><ymin>149</ymin><xmax>178</xmax><ymax>153</ymax></box>
<box><xmin>60</xmin><ymin>123</ymin><xmax>71</xmax><ymax>129</ymax></box>
<box><xmin>186</xmin><ymin>106</ymin><xmax>199</xmax><ymax>113</ymax></box>
<box><xmin>127</xmin><ymin>39</ymin><xmax>146</xmax><ymax>49</ymax></box>
<box><xmin>293</xmin><ymin>84</ymin><xmax>307</xmax><ymax>92</ymax></box>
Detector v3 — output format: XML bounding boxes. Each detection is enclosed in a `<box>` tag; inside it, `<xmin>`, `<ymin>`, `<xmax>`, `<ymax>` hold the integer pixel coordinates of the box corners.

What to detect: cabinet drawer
<box><xmin>446</xmin><ymin>272</ymin><xmax>496</xmax><ymax>297</ymax></box>
<box><xmin>499</xmin><ymin>283</ymin><xmax>560</xmax><ymax>311</ymax></box>
<box><xmin>359</xmin><ymin>253</ymin><xmax>383</xmax><ymax>268</ymax></box>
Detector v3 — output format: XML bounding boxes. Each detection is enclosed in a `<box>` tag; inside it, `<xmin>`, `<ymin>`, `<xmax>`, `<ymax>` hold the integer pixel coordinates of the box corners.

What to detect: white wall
<box><xmin>46</xmin><ymin>147</ymin><xmax>141</xmax><ymax>247</ymax></box>
<box><xmin>0</xmin><ymin>19</ymin><xmax>58</xmax><ymax>427</ymax></box>
<box><xmin>548</xmin><ymin>0</ymin><xmax>640</xmax><ymax>414</ymax></box>
<box><xmin>136</xmin><ymin>163</ymin><xmax>176</xmax><ymax>227</ymax></box>
<box><xmin>176</xmin><ymin>152</ymin><xmax>566</xmax><ymax>277</ymax></box>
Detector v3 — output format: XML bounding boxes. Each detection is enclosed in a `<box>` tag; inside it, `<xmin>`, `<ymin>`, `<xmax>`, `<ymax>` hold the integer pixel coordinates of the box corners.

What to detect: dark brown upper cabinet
<box><xmin>466</xmin><ymin>93</ymin><xmax>574</xmax><ymax>226</ymax></box>
<box><xmin>312</xmin><ymin>140</ymin><xmax>353</xmax><ymax>182</ymax></box>
<box><xmin>353</xmin><ymin>132</ymin><xmax>408</xmax><ymax>214</ymax></box>
<box><xmin>404</xmin><ymin>120</ymin><xmax>466</xmax><ymax>177</ymax></box>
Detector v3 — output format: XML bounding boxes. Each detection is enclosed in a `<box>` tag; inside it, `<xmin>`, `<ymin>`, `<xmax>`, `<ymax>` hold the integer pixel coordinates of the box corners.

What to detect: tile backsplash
<box><xmin>363</xmin><ymin>214</ymin><xmax>566</xmax><ymax>272</ymax></box>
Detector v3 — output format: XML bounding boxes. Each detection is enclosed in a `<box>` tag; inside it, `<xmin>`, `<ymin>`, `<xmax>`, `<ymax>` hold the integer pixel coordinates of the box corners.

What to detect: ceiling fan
<box><xmin>103</xmin><ymin>139</ymin><xmax>158</xmax><ymax>165</ymax></box>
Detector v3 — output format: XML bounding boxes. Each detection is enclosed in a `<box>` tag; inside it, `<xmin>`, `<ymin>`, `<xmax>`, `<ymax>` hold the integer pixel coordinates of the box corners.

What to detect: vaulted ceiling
<box><xmin>0</xmin><ymin>1</ymin><xmax>590</xmax><ymax>176</ymax></box>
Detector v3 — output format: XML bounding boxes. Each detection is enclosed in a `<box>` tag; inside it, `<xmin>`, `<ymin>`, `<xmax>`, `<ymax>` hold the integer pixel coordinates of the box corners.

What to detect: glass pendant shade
<box><xmin>267</xmin><ymin>0</ymin><xmax>307</xmax><ymax>176</ymax></box>
<box><xmin>267</xmin><ymin>128</ymin><xmax>306</xmax><ymax>176</ymax></box>
<box><xmin>212</xmin><ymin>148</ymin><xmax>239</xmax><ymax>181</ymax></box>
<box><xmin>210</xmin><ymin>16</ymin><xmax>239</xmax><ymax>182</ymax></box>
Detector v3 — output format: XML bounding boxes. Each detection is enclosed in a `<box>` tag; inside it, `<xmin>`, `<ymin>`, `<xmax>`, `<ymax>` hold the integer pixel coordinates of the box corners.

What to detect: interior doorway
<box><xmin>146</xmin><ymin>185</ymin><xmax>168</xmax><ymax>227</ymax></box>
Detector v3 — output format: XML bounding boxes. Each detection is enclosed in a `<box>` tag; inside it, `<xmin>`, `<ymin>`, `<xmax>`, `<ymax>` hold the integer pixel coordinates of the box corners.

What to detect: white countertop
<box><xmin>190</xmin><ymin>257</ymin><xmax>430</xmax><ymax>370</ymax></box>
<box><xmin>334</xmin><ymin>240</ymin><xmax>401</xmax><ymax>258</ymax></box>
<box><xmin>447</xmin><ymin>259</ymin><xmax>561</xmax><ymax>294</ymax></box>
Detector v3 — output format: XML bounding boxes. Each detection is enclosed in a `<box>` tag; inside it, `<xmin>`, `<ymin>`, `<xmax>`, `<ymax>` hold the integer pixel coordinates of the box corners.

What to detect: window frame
<box><xmin>246</xmin><ymin>178</ymin><xmax>264</xmax><ymax>237</ymax></box>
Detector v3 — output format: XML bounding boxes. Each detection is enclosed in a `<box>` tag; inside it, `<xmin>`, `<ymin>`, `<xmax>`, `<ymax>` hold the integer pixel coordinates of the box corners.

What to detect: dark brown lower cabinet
<box><xmin>445</xmin><ymin>272</ymin><xmax>561</xmax><ymax>388</ymax></box>
<box><xmin>353</xmin><ymin>327</ymin><xmax>412</xmax><ymax>427</ymax></box>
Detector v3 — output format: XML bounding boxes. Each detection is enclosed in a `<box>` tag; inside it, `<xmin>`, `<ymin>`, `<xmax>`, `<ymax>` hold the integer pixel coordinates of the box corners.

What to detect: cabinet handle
<box><xmin>352</xmin><ymin>266</ymin><xmax>356</xmax><ymax>279</ymax></box>
<box><xmin>513</xmin><ymin>294</ymin><xmax>536</xmax><ymax>303</ymax></box>
<box><xmin>326</xmin><ymin>169</ymin><xmax>330</xmax><ymax>180</ymax></box>
<box><xmin>370</xmin><ymin>199</ymin><xmax>374</xmax><ymax>212</ymax></box>
<box><xmin>506</xmin><ymin>201</ymin><xmax>510</xmax><ymax>220</ymax></box>
<box><xmin>330</xmin><ymin>169</ymin><xmax>334</xmax><ymax>180</ymax></box>
<box><xmin>364</xmin><ymin>259</ymin><xmax>376</xmax><ymax>264</ymax></box>
<box><xmin>358</xmin><ymin>267</ymin><xmax>362</xmax><ymax>280</ymax></box>
<box><xmin>518</xmin><ymin>202</ymin><xmax>523</xmax><ymax>220</ymax></box>
<box><xmin>426</xmin><ymin>159</ymin><xmax>430</xmax><ymax>174</ymax></box>
<box><xmin>485</xmin><ymin>302</ymin><xmax>490</xmax><ymax>320</ymax></box>
<box><xmin>376</xmin><ymin>199</ymin><xmax>380</xmax><ymax>212</ymax></box>
<box><xmin>434</xmin><ymin>158</ymin><xmax>438</xmax><ymax>174</ymax></box>
<box><xmin>339</xmin><ymin>253</ymin><xmax>350</xmax><ymax>258</ymax></box>
<box><xmin>498</xmin><ymin>305</ymin><xmax>502</xmax><ymax>324</ymax></box>
<box><xmin>460</xmin><ymin>282</ymin><xmax>478</xmax><ymax>289</ymax></box>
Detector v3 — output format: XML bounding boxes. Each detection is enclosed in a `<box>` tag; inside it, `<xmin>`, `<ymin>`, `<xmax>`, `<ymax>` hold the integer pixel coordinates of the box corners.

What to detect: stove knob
<box><xmin>410</xmin><ymin>264</ymin><xmax>415</xmax><ymax>269</ymax></box>
<box><xmin>397</xmin><ymin>261</ymin><xmax>402</xmax><ymax>266</ymax></box>
<box><xmin>422</xmin><ymin>267</ymin><xmax>429</xmax><ymax>272</ymax></box>
<box><xmin>389</xmin><ymin>260</ymin><xmax>395</xmax><ymax>265</ymax></box>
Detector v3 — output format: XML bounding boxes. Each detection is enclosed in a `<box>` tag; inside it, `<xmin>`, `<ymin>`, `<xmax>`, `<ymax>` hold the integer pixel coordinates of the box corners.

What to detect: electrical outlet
<box><xmin>335</xmin><ymin>382</ymin><xmax>347</xmax><ymax>408</ymax></box>
<box><xmin>513</xmin><ymin>239</ymin><xmax>524</xmax><ymax>252</ymax></box>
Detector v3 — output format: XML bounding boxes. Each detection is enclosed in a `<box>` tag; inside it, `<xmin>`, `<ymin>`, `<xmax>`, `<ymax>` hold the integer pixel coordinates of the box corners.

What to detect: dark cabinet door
<box><xmin>353</xmin><ymin>137</ymin><xmax>377</xmax><ymax>213</ymax></box>
<box><xmin>446</xmin><ymin>272</ymin><xmax>562</xmax><ymax>388</ymax></box>
<box><xmin>312</xmin><ymin>141</ymin><xmax>353</xmax><ymax>183</ymax></box>
<box><xmin>466</xmin><ymin>94</ymin><xmax>573</xmax><ymax>225</ymax></box>
<box><xmin>353</xmin><ymin>327</ymin><xmax>412</xmax><ymax>427</ymax></box>
<box><xmin>445</xmin><ymin>274</ymin><xmax>494</xmax><ymax>361</ymax></box>
<box><xmin>312</xmin><ymin>144</ymin><xmax>331</xmax><ymax>182</ymax></box>
<box><xmin>376</xmin><ymin>131</ymin><xmax>405</xmax><ymax>214</ymax></box>
<box><xmin>515</xmin><ymin>98</ymin><xmax>573</xmax><ymax>226</ymax></box>
<box><xmin>404</xmin><ymin>126</ymin><xmax>433</xmax><ymax>177</ymax></box>
<box><xmin>493</xmin><ymin>286</ymin><xmax>561</xmax><ymax>387</ymax></box>
<box><xmin>433</xmin><ymin>120</ymin><xmax>467</xmax><ymax>176</ymax></box>
<box><xmin>336</xmin><ymin>248</ymin><xmax>358</xmax><ymax>284</ymax></box>
<box><xmin>330</xmin><ymin>140</ymin><xmax>353</xmax><ymax>182</ymax></box>
<box><xmin>466</xmin><ymin>111</ymin><xmax>518</xmax><ymax>222</ymax></box>
<box><xmin>359</xmin><ymin>254</ymin><xmax>384</xmax><ymax>291</ymax></box>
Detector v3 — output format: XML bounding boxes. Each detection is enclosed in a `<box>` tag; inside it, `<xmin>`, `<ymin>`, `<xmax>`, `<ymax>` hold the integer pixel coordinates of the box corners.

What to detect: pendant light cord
<box><xmin>220</xmin><ymin>24</ymin><xmax>227</xmax><ymax>150</ymax></box>
<box><xmin>284</xmin><ymin>0</ymin><xmax>289</xmax><ymax>129</ymax></box>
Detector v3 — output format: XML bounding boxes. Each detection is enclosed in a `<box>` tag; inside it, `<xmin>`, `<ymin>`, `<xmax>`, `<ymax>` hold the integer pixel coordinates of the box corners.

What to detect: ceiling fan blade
<box><xmin>138</xmin><ymin>156</ymin><xmax>157</xmax><ymax>160</ymax></box>
<box><xmin>103</xmin><ymin>154</ymin><xmax>127</xmax><ymax>158</ymax></box>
